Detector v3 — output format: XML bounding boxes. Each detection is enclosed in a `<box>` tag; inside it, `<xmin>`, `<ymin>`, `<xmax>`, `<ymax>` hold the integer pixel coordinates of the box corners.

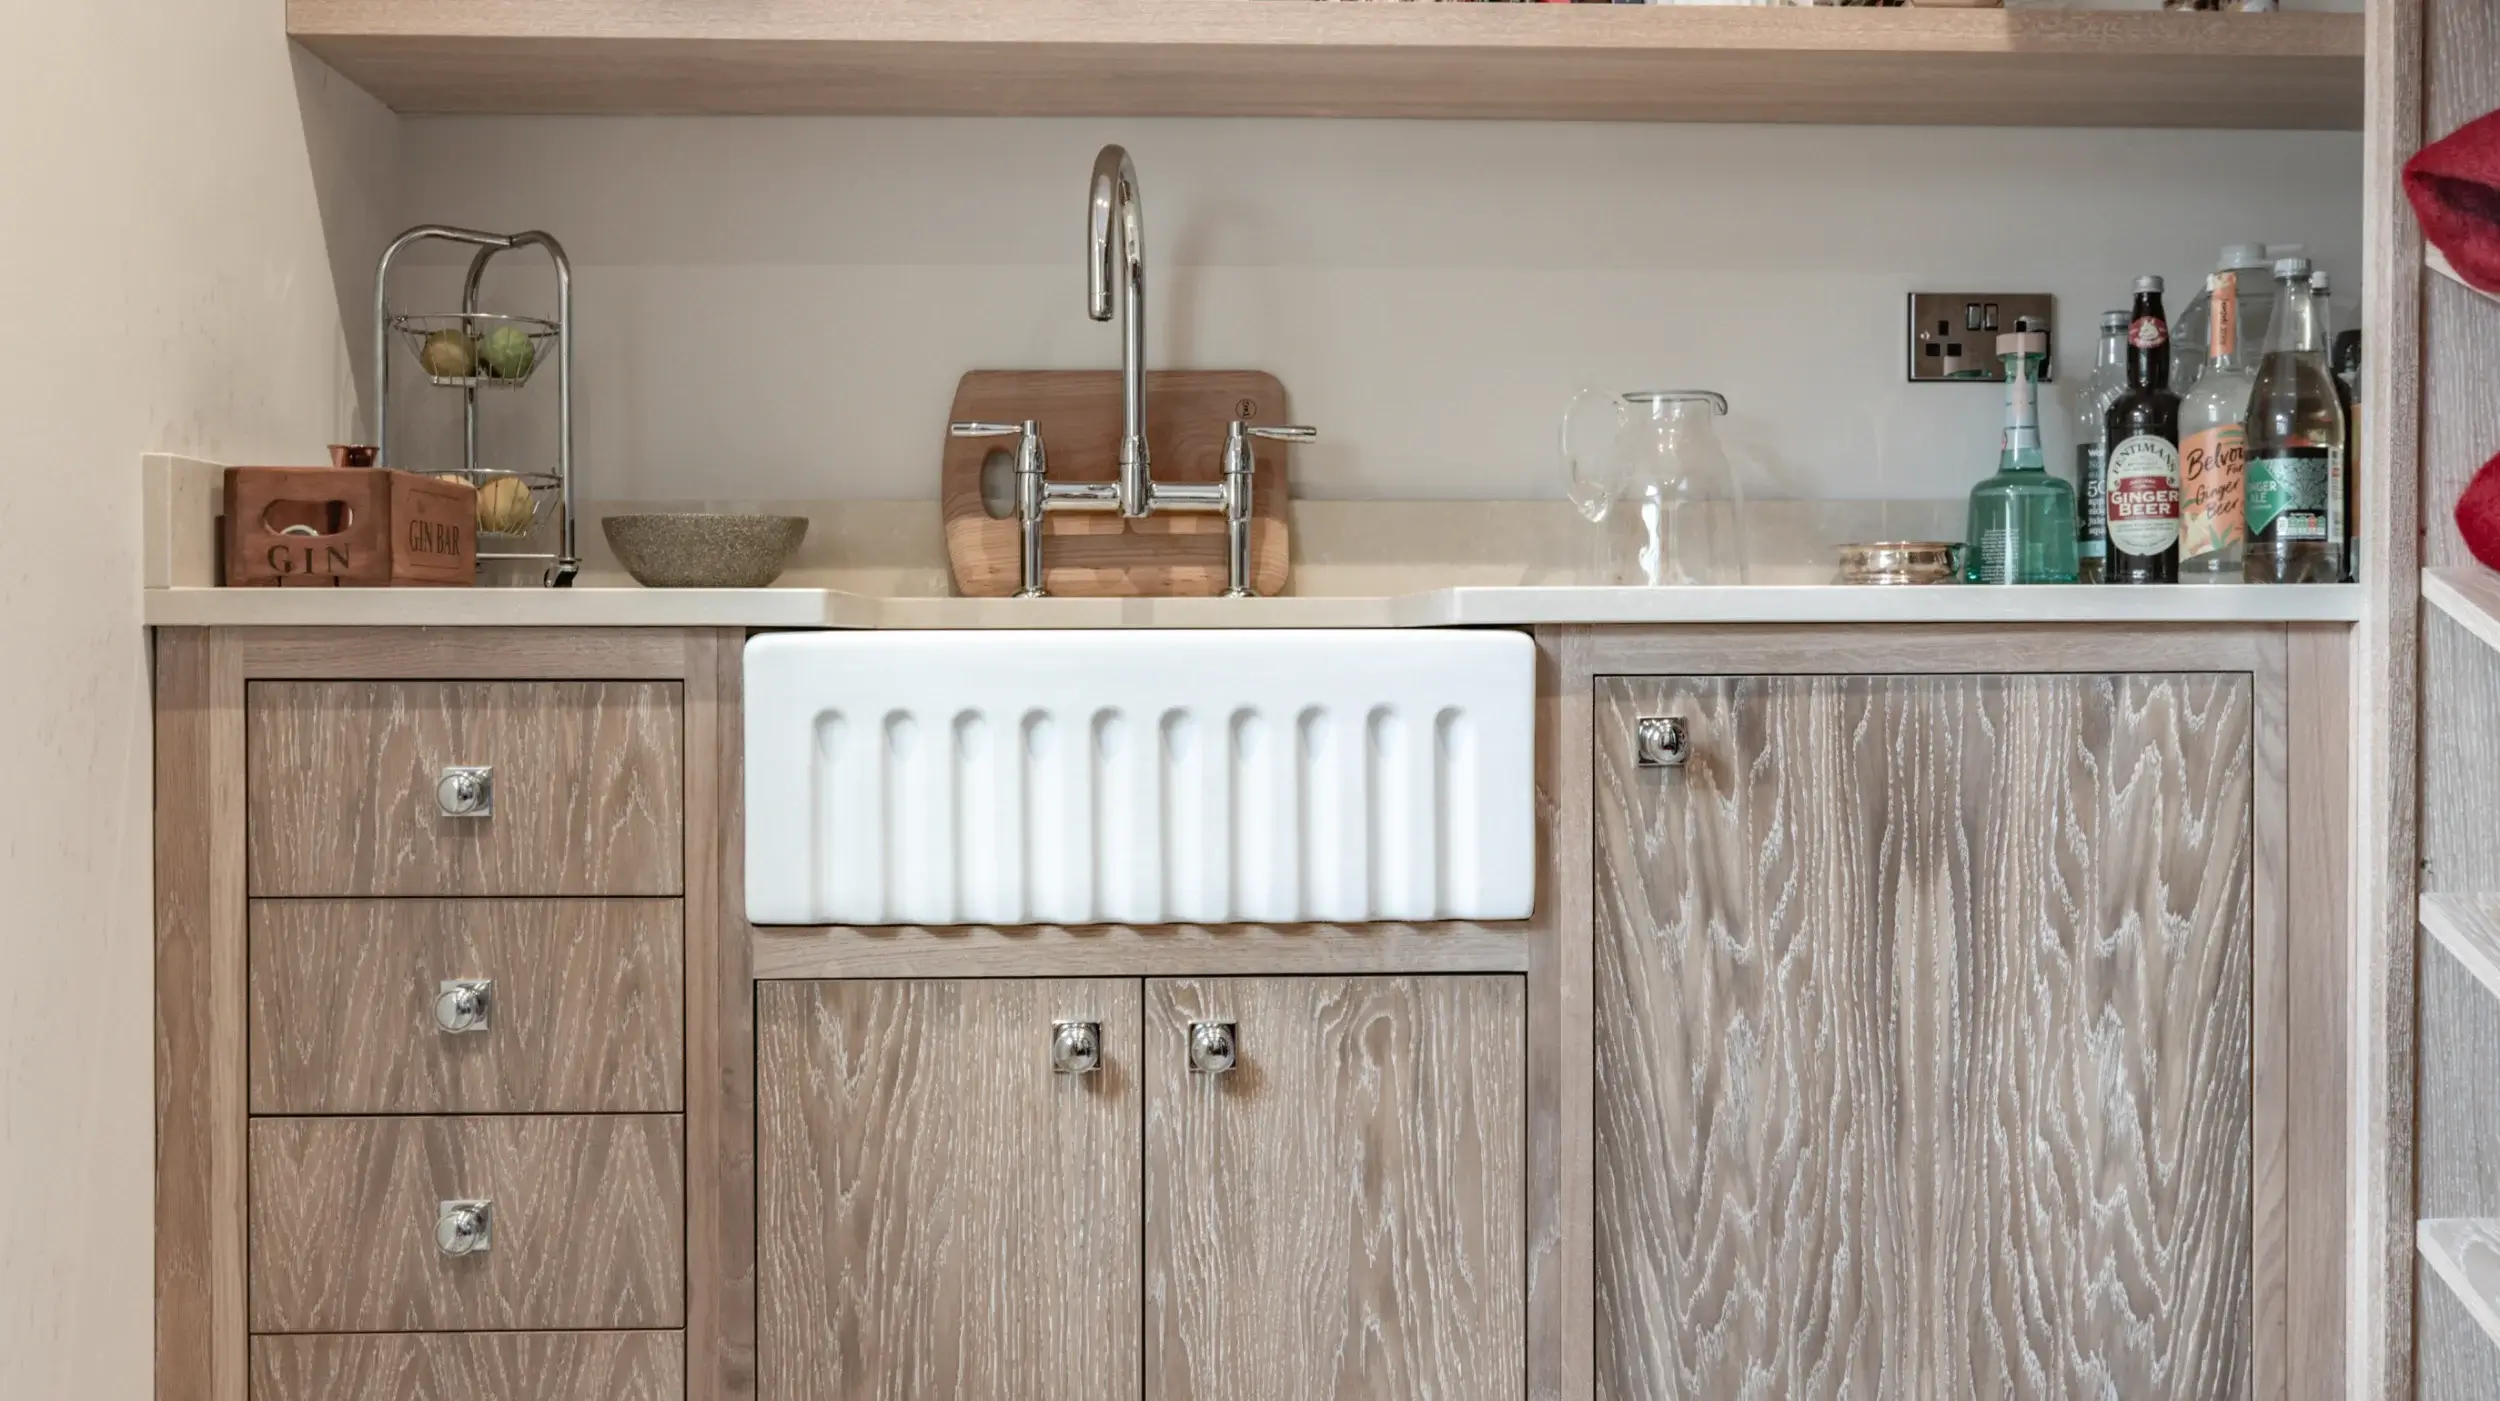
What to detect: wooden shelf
<box><xmin>2426</xmin><ymin>568</ymin><xmax>2500</xmax><ymax>657</ymax></box>
<box><xmin>2421</xmin><ymin>892</ymin><xmax>2500</xmax><ymax>1006</ymax></box>
<box><xmin>288</xmin><ymin>1</ymin><xmax>2363</xmax><ymax>128</ymax></box>
<box><xmin>2431</xmin><ymin>246</ymin><xmax>2500</xmax><ymax>309</ymax></box>
<box><xmin>2421</xmin><ymin>1220</ymin><xmax>2500</xmax><ymax>1355</ymax></box>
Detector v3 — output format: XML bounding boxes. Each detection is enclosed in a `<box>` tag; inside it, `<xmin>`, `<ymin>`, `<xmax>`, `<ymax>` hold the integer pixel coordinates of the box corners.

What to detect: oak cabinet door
<box><xmin>1145</xmin><ymin>975</ymin><xmax>1527</xmax><ymax>1401</ymax></box>
<box><xmin>757</xmin><ymin>979</ymin><xmax>1143</xmax><ymax>1401</ymax></box>
<box><xmin>1593</xmin><ymin>673</ymin><xmax>2254</xmax><ymax>1401</ymax></box>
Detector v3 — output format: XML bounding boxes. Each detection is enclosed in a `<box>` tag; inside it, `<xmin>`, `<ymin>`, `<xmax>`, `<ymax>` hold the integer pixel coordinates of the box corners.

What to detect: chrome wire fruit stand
<box><xmin>373</xmin><ymin>224</ymin><xmax>578</xmax><ymax>587</ymax></box>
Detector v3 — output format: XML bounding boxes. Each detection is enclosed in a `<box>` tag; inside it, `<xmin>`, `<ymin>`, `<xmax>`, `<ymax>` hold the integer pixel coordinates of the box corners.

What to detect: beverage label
<box><xmin>2130</xmin><ymin>317</ymin><xmax>2168</xmax><ymax>351</ymax></box>
<box><xmin>2247</xmin><ymin>445</ymin><xmax>2331</xmax><ymax>542</ymax></box>
<box><xmin>2075</xmin><ymin>444</ymin><xmax>2107</xmax><ymax>557</ymax></box>
<box><xmin>2210</xmin><ymin>272</ymin><xmax>2238</xmax><ymax>360</ymax></box>
<box><xmin>2181</xmin><ymin>422</ymin><xmax>2246</xmax><ymax>558</ymax></box>
<box><xmin>1975</xmin><ymin>526</ymin><xmax>2016</xmax><ymax>585</ymax></box>
<box><xmin>2106</xmin><ymin>434</ymin><xmax>2182</xmax><ymax>557</ymax></box>
<box><xmin>2328</xmin><ymin>443</ymin><xmax>2347</xmax><ymax>560</ymax></box>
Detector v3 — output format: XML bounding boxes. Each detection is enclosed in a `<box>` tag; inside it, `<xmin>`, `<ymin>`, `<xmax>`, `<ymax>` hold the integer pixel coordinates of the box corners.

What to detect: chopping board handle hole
<box><xmin>1236</xmin><ymin>399</ymin><xmax>1258</xmax><ymax>419</ymax></box>
<box><xmin>979</xmin><ymin>449</ymin><xmax>1017</xmax><ymax>520</ymax></box>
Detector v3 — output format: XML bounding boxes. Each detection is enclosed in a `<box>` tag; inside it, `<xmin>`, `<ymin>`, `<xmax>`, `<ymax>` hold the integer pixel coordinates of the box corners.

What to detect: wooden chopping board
<box><xmin>942</xmin><ymin>370</ymin><xmax>1292</xmax><ymax>597</ymax></box>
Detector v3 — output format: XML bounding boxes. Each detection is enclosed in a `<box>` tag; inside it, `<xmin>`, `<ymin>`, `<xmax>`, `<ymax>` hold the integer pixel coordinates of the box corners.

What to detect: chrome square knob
<box><xmin>436</xmin><ymin>766</ymin><xmax>494</xmax><ymax>818</ymax></box>
<box><xmin>1188</xmin><ymin>1021</ymin><xmax>1237</xmax><ymax>1075</ymax></box>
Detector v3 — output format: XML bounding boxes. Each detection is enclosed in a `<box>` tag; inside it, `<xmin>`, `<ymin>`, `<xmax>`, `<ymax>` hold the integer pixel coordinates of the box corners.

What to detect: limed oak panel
<box><xmin>246</xmin><ymin>680</ymin><xmax>683</xmax><ymax>896</ymax></box>
<box><xmin>757</xmin><ymin>979</ymin><xmax>1143</xmax><ymax>1401</ymax></box>
<box><xmin>1144</xmin><ymin>975</ymin><xmax>1526</xmax><ymax>1401</ymax></box>
<box><xmin>248</xmin><ymin>1114</ymin><xmax>685</xmax><ymax>1333</ymax></box>
<box><xmin>250</xmin><ymin>1331</ymin><xmax>684</xmax><ymax>1401</ymax></box>
<box><xmin>248</xmin><ymin>899</ymin><xmax>683</xmax><ymax>1114</ymax></box>
<box><xmin>1593</xmin><ymin>673</ymin><xmax>2253</xmax><ymax>1399</ymax></box>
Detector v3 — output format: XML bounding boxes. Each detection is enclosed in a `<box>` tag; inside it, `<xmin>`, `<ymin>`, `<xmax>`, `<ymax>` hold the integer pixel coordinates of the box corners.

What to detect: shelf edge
<box><xmin>2419</xmin><ymin>1219</ymin><xmax>2500</xmax><ymax>1357</ymax></box>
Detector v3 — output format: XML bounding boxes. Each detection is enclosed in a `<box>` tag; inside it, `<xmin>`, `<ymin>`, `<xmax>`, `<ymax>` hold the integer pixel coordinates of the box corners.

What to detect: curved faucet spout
<box><xmin>1088</xmin><ymin>144</ymin><xmax>1151</xmax><ymax>516</ymax></box>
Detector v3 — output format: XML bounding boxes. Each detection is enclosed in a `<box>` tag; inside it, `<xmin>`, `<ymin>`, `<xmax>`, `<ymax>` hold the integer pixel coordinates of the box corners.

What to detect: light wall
<box><xmin>0</xmin><ymin>4</ymin><xmax>396</xmax><ymax>1396</ymax></box>
<box><xmin>398</xmin><ymin>117</ymin><xmax>2363</xmax><ymax>505</ymax></box>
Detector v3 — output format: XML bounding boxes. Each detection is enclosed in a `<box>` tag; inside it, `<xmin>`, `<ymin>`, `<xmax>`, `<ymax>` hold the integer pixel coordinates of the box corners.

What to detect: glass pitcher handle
<box><xmin>1560</xmin><ymin>386</ymin><xmax>1616</xmax><ymax>523</ymax></box>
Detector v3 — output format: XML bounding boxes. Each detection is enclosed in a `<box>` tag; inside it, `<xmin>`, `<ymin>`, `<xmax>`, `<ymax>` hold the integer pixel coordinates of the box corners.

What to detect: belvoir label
<box><xmin>2106</xmin><ymin>433</ymin><xmax>2182</xmax><ymax>556</ymax></box>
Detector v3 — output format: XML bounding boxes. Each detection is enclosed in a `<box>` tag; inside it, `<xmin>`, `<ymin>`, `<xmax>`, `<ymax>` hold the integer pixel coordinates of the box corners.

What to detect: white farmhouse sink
<box><xmin>745</xmin><ymin>630</ymin><xmax>1535</xmax><ymax>927</ymax></box>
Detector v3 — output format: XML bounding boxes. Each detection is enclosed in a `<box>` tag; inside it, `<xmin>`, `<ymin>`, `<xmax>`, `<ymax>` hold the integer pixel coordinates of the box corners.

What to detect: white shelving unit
<box><xmin>2425</xmin><ymin>568</ymin><xmax>2500</xmax><ymax>658</ymax></box>
<box><xmin>2422</xmin><ymin>1219</ymin><xmax>2500</xmax><ymax>1354</ymax></box>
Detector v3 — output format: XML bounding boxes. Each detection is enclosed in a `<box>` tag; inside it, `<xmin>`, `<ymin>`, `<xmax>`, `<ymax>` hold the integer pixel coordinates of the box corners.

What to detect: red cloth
<box><xmin>2459</xmin><ymin>455</ymin><xmax>2500</xmax><ymax>572</ymax></box>
<box><xmin>2408</xmin><ymin>107</ymin><xmax>2500</xmax><ymax>295</ymax></box>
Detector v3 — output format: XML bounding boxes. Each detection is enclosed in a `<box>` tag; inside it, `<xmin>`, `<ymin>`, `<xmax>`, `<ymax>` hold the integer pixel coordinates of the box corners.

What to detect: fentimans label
<box><xmin>2106</xmin><ymin>434</ymin><xmax>2182</xmax><ymax>556</ymax></box>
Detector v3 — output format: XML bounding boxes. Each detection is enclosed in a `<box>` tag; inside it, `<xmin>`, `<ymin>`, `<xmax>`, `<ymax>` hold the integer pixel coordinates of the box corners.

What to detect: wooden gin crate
<box><xmin>222</xmin><ymin>467</ymin><xmax>476</xmax><ymax>587</ymax></box>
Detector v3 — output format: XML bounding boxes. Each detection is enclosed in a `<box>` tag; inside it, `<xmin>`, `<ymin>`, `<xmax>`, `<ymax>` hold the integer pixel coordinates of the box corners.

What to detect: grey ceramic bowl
<box><xmin>601</xmin><ymin>513</ymin><xmax>809</xmax><ymax>588</ymax></box>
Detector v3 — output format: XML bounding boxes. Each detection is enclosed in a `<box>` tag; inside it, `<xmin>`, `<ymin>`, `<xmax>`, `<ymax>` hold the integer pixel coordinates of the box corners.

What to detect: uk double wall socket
<box><xmin>1907</xmin><ymin>292</ymin><xmax>2056</xmax><ymax>383</ymax></box>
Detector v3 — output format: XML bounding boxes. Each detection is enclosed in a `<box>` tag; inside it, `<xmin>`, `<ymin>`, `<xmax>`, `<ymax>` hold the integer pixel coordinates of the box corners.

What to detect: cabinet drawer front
<box><xmin>249</xmin><ymin>900</ymin><xmax>684</xmax><ymax>1115</ymax></box>
<box><xmin>246</xmin><ymin>681</ymin><xmax>683</xmax><ymax>897</ymax></box>
<box><xmin>249</xmin><ymin>1115</ymin><xmax>685</xmax><ymax>1333</ymax></box>
<box><xmin>251</xmin><ymin>1331</ymin><xmax>683</xmax><ymax>1401</ymax></box>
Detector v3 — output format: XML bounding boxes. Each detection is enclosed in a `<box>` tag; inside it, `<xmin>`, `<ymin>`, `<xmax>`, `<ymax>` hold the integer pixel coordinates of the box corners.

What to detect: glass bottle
<box><xmin>2314</xmin><ymin>271</ymin><xmax>2358</xmax><ymax>581</ymax></box>
<box><xmin>2174</xmin><ymin>242</ymin><xmax>2272</xmax><ymax>396</ymax></box>
<box><xmin>2178</xmin><ymin>271</ymin><xmax>2253</xmax><ymax>578</ymax></box>
<box><xmin>2073</xmin><ymin>310</ymin><xmax>2129</xmax><ymax>584</ymax></box>
<box><xmin>2104</xmin><ymin>276</ymin><xmax>2183</xmax><ymax>584</ymax></box>
<box><xmin>2243</xmin><ymin>259</ymin><xmax>2347</xmax><ymax>584</ymax></box>
<box><xmin>2334</xmin><ymin>327</ymin><xmax>2362</xmax><ymax>581</ymax></box>
<box><xmin>1964</xmin><ymin>326</ymin><xmax>2077</xmax><ymax>584</ymax></box>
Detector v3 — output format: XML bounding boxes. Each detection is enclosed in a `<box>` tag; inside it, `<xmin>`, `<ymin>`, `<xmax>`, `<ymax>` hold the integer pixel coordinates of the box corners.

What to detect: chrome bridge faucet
<box><xmin>952</xmin><ymin>145</ymin><xmax>1314</xmax><ymax>599</ymax></box>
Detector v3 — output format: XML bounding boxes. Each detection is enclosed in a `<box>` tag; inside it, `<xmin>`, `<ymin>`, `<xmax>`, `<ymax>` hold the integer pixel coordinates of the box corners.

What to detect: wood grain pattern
<box><xmin>2249</xmin><ymin>627</ymin><xmax>2290</xmax><ymax>1401</ymax></box>
<box><xmin>247</xmin><ymin>899</ymin><xmax>684</xmax><ymax>1114</ymax></box>
<box><xmin>753</xmin><ymin>921</ymin><xmax>1527</xmax><ymax>979</ymax></box>
<box><xmin>156</xmin><ymin>629</ymin><xmax>248</xmax><ymax>1401</ymax></box>
<box><xmin>229</xmin><ymin>627</ymin><xmax>700</xmax><ymax>679</ymax></box>
<box><xmin>2419</xmin><ymin>1219</ymin><xmax>2500</xmax><ymax>1358</ymax></box>
<box><xmin>686</xmin><ymin>629</ymin><xmax>754</xmax><ymax>1401</ymax></box>
<box><xmin>2415</xmin><ymin>939</ymin><xmax>2500</xmax><ymax>1398</ymax></box>
<box><xmin>1569</xmin><ymin>621</ymin><xmax>2274</xmax><ymax>679</ymax></box>
<box><xmin>2355</xmin><ymin>0</ymin><xmax>2426</xmax><ymax>1388</ymax></box>
<box><xmin>758</xmin><ymin>979</ymin><xmax>1143</xmax><ymax>1401</ymax></box>
<box><xmin>1144</xmin><ymin>975</ymin><xmax>1526</xmax><ymax>1401</ymax></box>
<box><xmin>285</xmin><ymin>2</ymin><xmax>2363</xmax><ymax>129</ymax></box>
<box><xmin>1593</xmin><ymin>673</ymin><xmax>2254</xmax><ymax>1399</ymax></box>
<box><xmin>2420</xmin><ymin>612</ymin><xmax>2500</xmax><ymax>894</ymax></box>
<box><xmin>246</xmin><ymin>680</ymin><xmax>683</xmax><ymax>897</ymax></box>
<box><xmin>2420</xmin><ymin>892</ymin><xmax>2500</xmax><ymax>1002</ymax></box>
<box><xmin>2284</xmin><ymin>624</ymin><xmax>2350</xmax><ymax>1401</ymax></box>
<box><xmin>1529</xmin><ymin>626</ymin><xmax>1595</xmax><ymax>1401</ymax></box>
<box><xmin>250</xmin><ymin>1331</ymin><xmax>684</xmax><ymax>1401</ymax></box>
<box><xmin>248</xmin><ymin>1114</ymin><xmax>686</xmax><ymax>1333</ymax></box>
<box><xmin>944</xmin><ymin>370</ymin><xmax>1291</xmax><ymax>598</ymax></box>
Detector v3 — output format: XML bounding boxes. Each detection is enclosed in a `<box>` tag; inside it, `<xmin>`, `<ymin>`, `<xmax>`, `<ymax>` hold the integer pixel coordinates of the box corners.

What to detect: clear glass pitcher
<box><xmin>1560</xmin><ymin>389</ymin><xmax>1748</xmax><ymax>586</ymax></box>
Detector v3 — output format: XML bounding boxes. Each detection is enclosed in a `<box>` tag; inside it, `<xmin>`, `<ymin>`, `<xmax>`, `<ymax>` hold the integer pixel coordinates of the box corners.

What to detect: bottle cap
<box><xmin>2135</xmin><ymin>275</ymin><xmax>2164</xmax><ymax>294</ymax></box>
<box><xmin>2311</xmin><ymin>269</ymin><xmax>2332</xmax><ymax>293</ymax></box>
<box><xmin>2274</xmin><ymin>256</ymin><xmax>2313</xmax><ymax>280</ymax></box>
<box><xmin>2220</xmin><ymin>242</ymin><xmax>2269</xmax><ymax>270</ymax></box>
<box><xmin>2101</xmin><ymin>310</ymin><xmax>2129</xmax><ymax>330</ymax></box>
<box><xmin>1997</xmin><ymin>329</ymin><xmax>2049</xmax><ymax>356</ymax></box>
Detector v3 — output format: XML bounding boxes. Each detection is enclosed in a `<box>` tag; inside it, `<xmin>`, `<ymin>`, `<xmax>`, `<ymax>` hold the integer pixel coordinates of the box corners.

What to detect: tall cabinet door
<box><xmin>758</xmin><ymin>979</ymin><xmax>1144</xmax><ymax>1401</ymax></box>
<box><xmin>1594</xmin><ymin>673</ymin><xmax>2254</xmax><ymax>1401</ymax></box>
<box><xmin>1144</xmin><ymin>975</ymin><xmax>1527</xmax><ymax>1401</ymax></box>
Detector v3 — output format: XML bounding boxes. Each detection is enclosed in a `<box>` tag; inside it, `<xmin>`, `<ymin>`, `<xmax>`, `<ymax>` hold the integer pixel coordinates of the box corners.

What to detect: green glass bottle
<box><xmin>1964</xmin><ymin>324</ymin><xmax>2079</xmax><ymax>584</ymax></box>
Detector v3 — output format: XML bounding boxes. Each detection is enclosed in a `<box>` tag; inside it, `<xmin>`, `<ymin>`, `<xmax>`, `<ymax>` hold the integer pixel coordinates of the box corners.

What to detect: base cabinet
<box><xmin>758</xmin><ymin>974</ymin><xmax>1526</xmax><ymax>1401</ymax></box>
<box><xmin>1593</xmin><ymin>672</ymin><xmax>2256</xmax><ymax>1400</ymax></box>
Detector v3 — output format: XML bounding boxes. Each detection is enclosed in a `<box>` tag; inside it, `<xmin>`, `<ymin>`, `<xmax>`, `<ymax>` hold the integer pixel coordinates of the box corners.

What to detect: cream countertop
<box><xmin>145</xmin><ymin>456</ymin><xmax>2362</xmax><ymax>628</ymax></box>
<box><xmin>143</xmin><ymin>581</ymin><xmax>2363</xmax><ymax>629</ymax></box>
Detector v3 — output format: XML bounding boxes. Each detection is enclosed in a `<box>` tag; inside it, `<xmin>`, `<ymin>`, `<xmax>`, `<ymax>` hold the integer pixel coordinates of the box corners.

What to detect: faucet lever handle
<box><xmin>1224</xmin><ymin>421</ymin><xmax>1317</xmax><ymax>475</ymax></box>
<box><xmin>950</xmin><ymin>420</ymin><xmax>1030</xmax><ymax>439</ymax></box>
